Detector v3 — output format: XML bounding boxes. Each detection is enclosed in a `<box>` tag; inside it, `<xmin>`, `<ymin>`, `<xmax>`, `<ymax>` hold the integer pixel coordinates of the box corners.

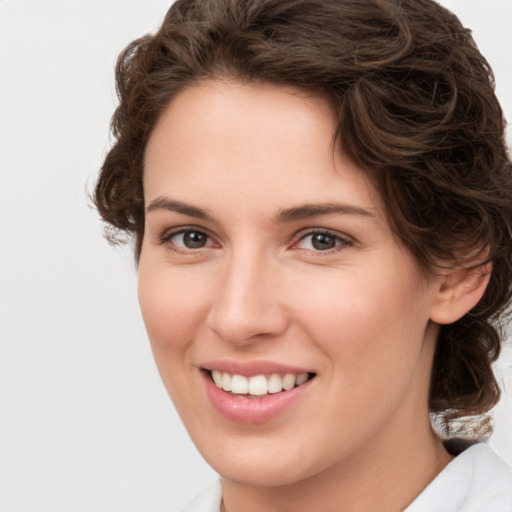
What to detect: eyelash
<box><xmin>292</xmin><ymin>229</ymin><xmax>354</xmax><ymax>255</ymax></box>
<box><xmin>159</xmin><ymin>227</ymin><xmax>354</xmax><ymax>255</ymax></box>
<box><xmin>159</xmin><ymin>227</ymin><xmax>217</xmax><ymax>254</ymax></box>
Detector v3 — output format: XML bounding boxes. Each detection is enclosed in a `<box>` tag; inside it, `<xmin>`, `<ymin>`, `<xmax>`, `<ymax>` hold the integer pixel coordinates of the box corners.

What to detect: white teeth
<box><xmin>230</xmin><ymin>374</ymin><xmax>249</xmax><ymax>394</ymax></box>
<box><xmin>221</xmin><ymin>372</ymin><xmax>232</xmax><ymax>392</ymax></box>
<box><xmin>212</xmin><ymin>370</ymin><xmax>223</xmax><ymax>388</ymax></box>
<box><xmin>211</xmin><ymin>370</ymin><xmax>311</xmax><ymax>395</ymax></box>
<box><xmin>282</xmin><ymin>373</ymin><xmax>296</xmax><ymax>391</ymax></box>
<box><xmin>248</xmin><ymin>375</ymin><xmax>268</xmax><ymax>396</ymax></box>
<box><xmin>296</xmin><ymin>372</ymin><xmax>308</xmax><ymax>385</ymax></box>
<box><xmin>267</xmin><ymin>374</ymin><xmax>283</xmax><ymax>394</ymax></box>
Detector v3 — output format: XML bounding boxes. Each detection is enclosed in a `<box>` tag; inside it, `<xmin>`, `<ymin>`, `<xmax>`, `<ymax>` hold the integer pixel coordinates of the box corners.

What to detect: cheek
<box><xmin>294</xmin><ymin>272</ymin><xmax>433</xmax><ymax>442</ymax></box>
<box><xmin>137</xmin><ymin>262</ymin><xmax>211</xmax><ymax>354</ymax></box>
<box><xmin>137</xmin><ymin>262</ymin><xmax>212</xmax><ymax>417</ymax></box>
<box><xmin>296</xmin><ymin>264</ymin><xmax>431</xmax><ymax>376</ymax></box>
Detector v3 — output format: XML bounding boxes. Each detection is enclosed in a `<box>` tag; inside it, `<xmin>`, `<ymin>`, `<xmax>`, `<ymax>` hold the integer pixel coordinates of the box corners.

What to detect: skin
<box><xmin>138</xmin><ymin>80</ymin><xmax>486</xmax><ymax>512</ymax></box>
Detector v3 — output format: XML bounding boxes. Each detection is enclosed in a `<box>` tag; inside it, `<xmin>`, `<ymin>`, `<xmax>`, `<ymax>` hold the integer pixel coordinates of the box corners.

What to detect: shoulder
<box><xmin>406</xmin><ymin>443</ymin><xmax>512</xmax><ymax>512</ymax></box>
<box><xmin>178</xmin><ymin>480</ymin><xmax>222</xmax><ymax>512</ymax></box>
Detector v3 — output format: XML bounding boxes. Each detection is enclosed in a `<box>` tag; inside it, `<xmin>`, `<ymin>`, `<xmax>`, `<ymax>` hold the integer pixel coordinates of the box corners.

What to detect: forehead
<box><xmin>145</xmin><ymin>79</ymin><xmax>337</xmax><ymax>167</ymax></box>
<box><xmin>143</xmin><ymin>79</ymin><xmax>383</xmax><ymax>219</ymax></box>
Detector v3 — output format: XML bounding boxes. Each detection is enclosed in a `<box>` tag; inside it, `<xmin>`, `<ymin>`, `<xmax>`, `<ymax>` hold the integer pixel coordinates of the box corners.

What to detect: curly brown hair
<box><xmin>94</xmin><ymin>0</ymin><xmax>512</xmax><ymax>437</ymax></box>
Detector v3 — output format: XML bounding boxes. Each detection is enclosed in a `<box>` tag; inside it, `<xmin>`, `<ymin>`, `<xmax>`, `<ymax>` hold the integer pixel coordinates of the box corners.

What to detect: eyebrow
<box><xmin>146</xmin><ymin>197</ymin><xmax>377</xmax><ymax>224</ymax></box>
<box><xmin>146</xmin><ymin>197</ymin><xmax>214</xmax><ymax>220</ymax></box>
<box><xmin>273</xmin><ymin>202</ymin><xmax>377</xmax><ymax>224</ymax></box>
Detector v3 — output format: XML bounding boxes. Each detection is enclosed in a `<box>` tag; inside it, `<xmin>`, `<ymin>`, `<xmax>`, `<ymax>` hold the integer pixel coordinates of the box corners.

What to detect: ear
<box><xmin>429</xmin><ymin>261</ymin><xmax>491</xmax><ymax>325</ymax></box>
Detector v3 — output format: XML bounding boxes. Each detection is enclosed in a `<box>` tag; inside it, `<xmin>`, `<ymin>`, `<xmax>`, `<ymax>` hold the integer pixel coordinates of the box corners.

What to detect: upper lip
<box><xmin>200</xmin><ymin>360</ymin><xmax>314</xmax><ymax>377</ymax></box>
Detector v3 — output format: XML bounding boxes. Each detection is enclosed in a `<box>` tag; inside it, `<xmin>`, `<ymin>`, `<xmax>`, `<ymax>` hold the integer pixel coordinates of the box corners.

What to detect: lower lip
<box><xmin>202</xmin><ymin>371</ymin><xmax>314</xmax><ymax>424</ymax></box>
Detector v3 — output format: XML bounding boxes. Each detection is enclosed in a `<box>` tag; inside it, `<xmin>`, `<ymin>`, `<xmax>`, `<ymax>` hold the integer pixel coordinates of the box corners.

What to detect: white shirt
<box><xmin>179</xmin><ymin>444</ymin><xmax>512</xmax><ymax>512</ymax></box>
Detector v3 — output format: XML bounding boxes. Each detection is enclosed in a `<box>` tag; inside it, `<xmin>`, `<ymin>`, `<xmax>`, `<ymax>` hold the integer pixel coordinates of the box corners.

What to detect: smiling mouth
<box><xmin>204</xmin><ymin>369</ymin><xmax>316</xmax><ymax>397</ymax></box>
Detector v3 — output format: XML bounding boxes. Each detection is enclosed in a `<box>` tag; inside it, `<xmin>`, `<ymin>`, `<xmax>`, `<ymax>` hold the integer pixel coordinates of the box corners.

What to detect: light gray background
<box><xmin>0</xmin><ymin>1</ymin><xmax>511</xmax><ymax>511</ymax></box>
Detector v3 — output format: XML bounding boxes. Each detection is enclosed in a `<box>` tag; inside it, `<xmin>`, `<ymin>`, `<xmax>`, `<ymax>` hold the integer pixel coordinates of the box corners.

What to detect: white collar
<box><xmin>405</xmin><ymin>443</ymin><xmax>512</xmax><ymax>511</ymax></box>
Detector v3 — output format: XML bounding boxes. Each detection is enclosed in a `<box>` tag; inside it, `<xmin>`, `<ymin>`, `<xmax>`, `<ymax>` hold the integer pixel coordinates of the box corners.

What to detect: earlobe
<box><xmin>429</xmin><ymin>262</ymin><xmax>491</xmax><ymax>325</ymax></box>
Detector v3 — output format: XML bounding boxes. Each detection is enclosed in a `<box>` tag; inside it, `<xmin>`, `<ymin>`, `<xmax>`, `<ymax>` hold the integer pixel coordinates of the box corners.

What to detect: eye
<box><xmin>294</xmin><ymin>230</ymin><xmax>352</xmax><ymax>252</ymax></box>
<box><xmin>162</xmin><ymin>228</ymin><xmax>214</xmax><ymax>250</ymax></box>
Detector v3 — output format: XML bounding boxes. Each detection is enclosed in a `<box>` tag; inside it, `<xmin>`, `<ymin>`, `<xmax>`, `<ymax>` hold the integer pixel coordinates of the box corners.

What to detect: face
<box><xmin>139</xmin><ymin>80</ymin><xmax>442</xmax><ymax>488</ymax></box>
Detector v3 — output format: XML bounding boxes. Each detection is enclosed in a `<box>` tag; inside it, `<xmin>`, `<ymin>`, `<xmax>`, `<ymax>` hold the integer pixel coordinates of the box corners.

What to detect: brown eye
<box><xmin>294</xmin><ymin>230</ymin><xmax>352</xmax><ymax>253</ymax></box>
<box><xmin>182</xmin><ymin>231</ymin><xmax>208</xmax><ymax>248</ymax></box>
<box><xmin>164</xmin><ymin>229</ymin><xmax>213</xmax><ymax>250</ymax></box>
<box><xmin>311</xmin><ymin>233</ymin><xmax>336</xmax><ymax>250</ymax></box>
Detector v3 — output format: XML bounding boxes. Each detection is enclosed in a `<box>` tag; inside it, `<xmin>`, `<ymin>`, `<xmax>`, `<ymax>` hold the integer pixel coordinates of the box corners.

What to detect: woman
<box><xmin>94</xmin><ymin>0</ymin><xmax>512</xmax><ymax>510</ymax></box>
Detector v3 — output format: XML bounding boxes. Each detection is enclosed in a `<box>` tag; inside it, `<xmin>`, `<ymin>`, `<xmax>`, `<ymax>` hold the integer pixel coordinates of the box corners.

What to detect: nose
<box><xmin>206</xmin><ymin>250</ymin><xmax>289</xmax><ymax>346</ymax></box>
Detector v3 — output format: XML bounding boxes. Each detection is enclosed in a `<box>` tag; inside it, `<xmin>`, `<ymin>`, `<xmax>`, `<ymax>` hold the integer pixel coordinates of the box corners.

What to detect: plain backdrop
<box><xmin>0</xmin><ymin>1</ymin><xmax>511</xmax><ymax>511</ymax></box>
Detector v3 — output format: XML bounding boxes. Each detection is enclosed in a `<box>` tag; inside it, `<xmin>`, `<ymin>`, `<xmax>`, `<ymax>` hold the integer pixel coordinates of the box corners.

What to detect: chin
<box><xmin>213</xmin><ymin>456</ymin><xmax>314</xmax><ymax>488</ymax></box>
<box><xmin>192</xmin><ymin>431</ymin><xmax>330</xmax><ymax>488</ymax></box>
